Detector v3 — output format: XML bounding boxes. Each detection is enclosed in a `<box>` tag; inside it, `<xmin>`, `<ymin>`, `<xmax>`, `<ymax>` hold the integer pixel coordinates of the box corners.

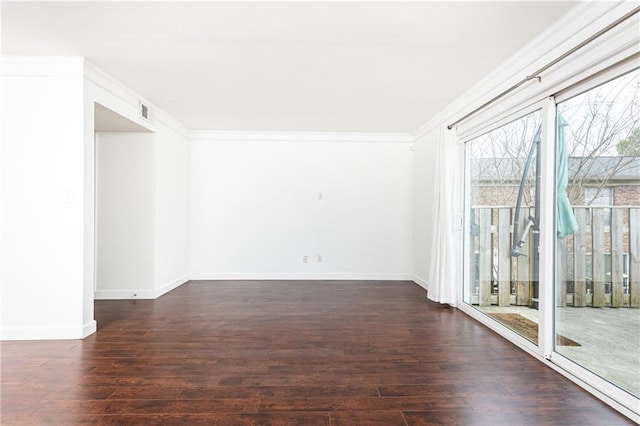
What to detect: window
<box><xmin>584</xmin><ymin>186</ymin><xmax>613</xmax><ymax>226</ymax></box>
<box><xmin>584</xmin><ymin>186</ymin><xmax>613</xmax><ymax>207</ymax></box>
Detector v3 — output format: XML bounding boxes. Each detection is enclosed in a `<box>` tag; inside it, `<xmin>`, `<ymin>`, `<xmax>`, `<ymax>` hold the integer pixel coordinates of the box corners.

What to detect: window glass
<box><xmin>465</xmin><ymin>109</ymin><xmax>542</xmax><ymax>343</ymax></box>
<box><xmin>555</xmin><ymin>68</ymin><xmax>640</xmax><ymax>397</ymax></box>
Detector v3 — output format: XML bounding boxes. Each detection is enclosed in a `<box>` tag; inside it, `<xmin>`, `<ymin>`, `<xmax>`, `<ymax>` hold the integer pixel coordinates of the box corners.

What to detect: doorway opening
<box><xmin>93</xmin><ymin>103</ymin><xmax>155</xmax><ymax>328</ymax></box>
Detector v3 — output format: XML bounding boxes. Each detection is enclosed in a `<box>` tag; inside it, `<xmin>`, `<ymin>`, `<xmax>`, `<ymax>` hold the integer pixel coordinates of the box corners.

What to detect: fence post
<box><xmin>556</xmin><ymin>237</ymin><xmax>567</xmax><ymax>307</ymax></box>
<box><xmin>611</xmin><ymin>208</ymin><xmax>624</xmax><ymax>307</ymax></box>
<box><xmin>498</xmin><ymin>208</ymin><xmax>511</xmax><ymax>306</ymax></box>
<box><xmin>592</xmin><ymin>208</ymin><xmax>606</xmax><ymax>307</ymax></box>
<box><xmin>516</xmin><ymin>207</ymin><xmax>532</xmax><ymax>306</ymax></box>
<box><xmin>573</xmin><ymin>208</ymin><xmax>587</xmax><ymax>307</ymax></box>
<box><xmin>479</xmin><ymin>209</ymin><xmax>492</xmax><ymax>307</ymax></box>
<box><xmin>630</xmin><ymin>208</ymin><xmax>640</xmax><ymax>307</ymax></box>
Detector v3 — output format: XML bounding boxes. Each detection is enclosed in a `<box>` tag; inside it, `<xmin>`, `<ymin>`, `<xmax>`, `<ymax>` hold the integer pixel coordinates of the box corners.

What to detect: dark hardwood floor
<box><xmin>1</xmin><ymin>280</ymin><xmax>633</xmax><ymax>425</ymax></box>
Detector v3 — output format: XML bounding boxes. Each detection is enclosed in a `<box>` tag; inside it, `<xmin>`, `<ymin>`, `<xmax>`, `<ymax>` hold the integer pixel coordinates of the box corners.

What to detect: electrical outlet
<box><xmin>303</xmin><ymin>255</ymin><xmax>308</xmax><ymax>263</ymax></box>
<box><xmin>317</xmin><ymin>255</ymin><xmax>323</xmax><ymax>263</ymax></box>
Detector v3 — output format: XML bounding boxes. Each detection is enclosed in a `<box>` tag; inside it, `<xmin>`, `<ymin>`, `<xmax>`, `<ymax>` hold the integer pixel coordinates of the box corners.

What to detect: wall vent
<box><xmin>140</xmin><ymin>102</ymin><xmax>149</xmax><ymax>120</ymax></box>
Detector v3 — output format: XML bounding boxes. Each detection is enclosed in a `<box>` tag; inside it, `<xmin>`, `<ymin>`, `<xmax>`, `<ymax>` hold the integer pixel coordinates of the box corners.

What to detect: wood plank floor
<box><xmin>1</xmin><ymin>280</ymin><xmax>633</xmax><ymax>425</ymax></box>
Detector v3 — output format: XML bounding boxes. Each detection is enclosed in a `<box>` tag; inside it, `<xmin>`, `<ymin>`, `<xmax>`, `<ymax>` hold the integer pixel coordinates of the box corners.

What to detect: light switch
<box><xmin>61</xmin><ymin>191</ymin><xmax>74</xmax><ymax>204</ymax></box>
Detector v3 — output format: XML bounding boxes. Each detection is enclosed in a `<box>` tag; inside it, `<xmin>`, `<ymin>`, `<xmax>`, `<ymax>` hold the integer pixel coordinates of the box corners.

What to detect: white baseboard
<box><xmin>412</xmin><ymin>275</ymin><xmax>429</xmax><ymax>290</ymax></box>
<box><xmin>154</xmin><ymin>275</ymin><xmax>189</xmax><ymax>298</ymax></box>
<box><xmin>1</xmin><ymin>323</ymin><xmax>91</xmax><ymax>341</ymax></box>
<box><xmin>188</xmin><ymin>273</ymin><xmax>413</xmax><ymax>281</ymax></box>
<box><xmin>83</xmin><ymin>320</ymin><xmax>97</xmax><ymax>338</ymax></box>
<box><xmin>94</xmin><ymin>289</ymin><xmax>156</xmax><ymax>300</ymax></box>
<box><xmin>94</xmin><ymin>275</ymin><xmax>190</xmax><ymax>300</ymax></box>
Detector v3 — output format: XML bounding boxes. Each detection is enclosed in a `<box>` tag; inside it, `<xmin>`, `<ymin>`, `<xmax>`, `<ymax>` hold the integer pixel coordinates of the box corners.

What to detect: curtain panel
<box><xmin>427</xmin><ymin>126</ymin><xmax>463</xmax><ymax>305</ymax></box>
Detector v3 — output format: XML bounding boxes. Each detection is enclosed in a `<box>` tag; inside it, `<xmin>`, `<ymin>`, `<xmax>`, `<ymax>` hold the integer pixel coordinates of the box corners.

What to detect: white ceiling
<box><xmin>2</xmin><ymin>1</ymin><xmax>578</xmax><ymax>133</ymax></box>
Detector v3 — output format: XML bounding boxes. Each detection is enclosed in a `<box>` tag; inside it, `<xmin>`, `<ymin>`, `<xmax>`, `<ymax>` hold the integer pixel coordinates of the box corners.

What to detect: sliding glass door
<box><xmin>554</xmin><ymin>68</ymin><xmax>640</xmax><ymax>398</ymax></box>
<box><xmin>463</xmin><ymin>66</ymin><xmax>640</xmax><ymax>411</ymax></box>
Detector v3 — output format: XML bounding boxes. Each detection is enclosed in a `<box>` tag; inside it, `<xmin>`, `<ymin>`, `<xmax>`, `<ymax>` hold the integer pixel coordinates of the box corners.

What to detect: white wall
<box><xmin>95</xmin><ymin>132</ymin><xmax>156</xmax><ymax>298</ymax></box>
<box><xmin>1</xmin><ymin>58</ymin><xmax>91</xmax><ymax>339</ymax></box>
<box><xmin>153</xmin><ymin>121</ymin><xmax>190</xmax><ymax>294</ymax></box>
<box><xmin>189</xmin><ymin>133</ymin><xmax>413</xmax><ymax>280</ymax></box>
<box><xmin>411</xmin><ymin>126</ymin><xmax>439</xmax><ymax>288</ymax></box>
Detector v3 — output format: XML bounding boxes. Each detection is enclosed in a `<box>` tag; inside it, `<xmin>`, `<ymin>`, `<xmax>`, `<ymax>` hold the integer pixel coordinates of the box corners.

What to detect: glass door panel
<box><xmin>555</xmin><ymin>68</ymin><xmax>640</xmax><ymax>397</ymax></box>
<box><xmin>466</xmin><ymin>109</ymin><xmax>542</xmax><ymax>344</ymax></box>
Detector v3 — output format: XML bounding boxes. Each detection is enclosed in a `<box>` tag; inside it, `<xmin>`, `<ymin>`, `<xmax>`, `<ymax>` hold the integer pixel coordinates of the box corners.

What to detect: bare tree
<box><xmin>470</xmin><ymin>70</ymin><xmax>639</xmax><ymax>208</ymax></box>
<box><xmin>561</xmin><ymin>73</ymin><xmax>639</xmax><ymax>205</ymax></box>
<box><xmin>470</xmin><ymin>111</ymin><xmax>541</xmax><ymax>207</ymax></box>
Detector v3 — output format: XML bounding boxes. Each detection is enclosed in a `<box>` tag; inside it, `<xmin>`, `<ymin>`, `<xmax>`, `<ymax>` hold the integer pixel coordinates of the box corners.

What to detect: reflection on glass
<box><xmin>555</xmin><ymin>68</ymin><xmax>640</xmax><ymax>397</ymax></box>
<box><xmin>466</xmin><ymin>110</ymin><xmax>542</xmax><ymax>343</ymax></box>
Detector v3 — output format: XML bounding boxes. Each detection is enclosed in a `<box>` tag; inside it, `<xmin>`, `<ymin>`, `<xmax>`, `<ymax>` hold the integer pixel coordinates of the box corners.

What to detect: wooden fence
<box><xmin>469</xmin><ymin>206</ymin><xmax>640</xmax><ymax>308</ymax></box>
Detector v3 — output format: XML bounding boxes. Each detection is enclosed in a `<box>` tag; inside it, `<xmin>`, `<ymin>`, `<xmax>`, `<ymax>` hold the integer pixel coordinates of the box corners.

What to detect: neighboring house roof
<box><xmin>471</xmin><ymin>156</ymin><xmax>640</xmax><ymax>184</ymax></box>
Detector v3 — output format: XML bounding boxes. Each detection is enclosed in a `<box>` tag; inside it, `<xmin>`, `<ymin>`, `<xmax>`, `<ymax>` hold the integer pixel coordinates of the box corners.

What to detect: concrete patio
<box><xmin>477</xmin><ymin>305</ymin><xmax>640</xmax><ymax>397</ymax></box>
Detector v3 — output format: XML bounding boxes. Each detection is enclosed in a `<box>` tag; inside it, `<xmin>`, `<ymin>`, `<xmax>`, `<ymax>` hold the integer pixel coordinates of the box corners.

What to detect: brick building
<box><xmin>471</xmin><ymin>156</ymin><xmax>640</xmax><ymax>209</ymax></box>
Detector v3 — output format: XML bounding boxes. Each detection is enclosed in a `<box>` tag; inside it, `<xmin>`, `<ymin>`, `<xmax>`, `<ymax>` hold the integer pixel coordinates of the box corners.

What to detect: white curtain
<box><xmin>427</xmin><ymin>126</ymin><xmax>463</xmax><ymax>306</ymax></box>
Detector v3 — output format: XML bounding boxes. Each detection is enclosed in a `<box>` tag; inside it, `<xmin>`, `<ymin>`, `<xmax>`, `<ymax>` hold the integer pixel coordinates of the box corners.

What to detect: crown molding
<box><xmin>1</xmin><ymin>56</ymin><xmax>84</xmax><ymax>77</ymax></box>
<box><xmin>190</xmin><ymin>130</ymin><xmax>414</xmax><ymax>144</ymax></box>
